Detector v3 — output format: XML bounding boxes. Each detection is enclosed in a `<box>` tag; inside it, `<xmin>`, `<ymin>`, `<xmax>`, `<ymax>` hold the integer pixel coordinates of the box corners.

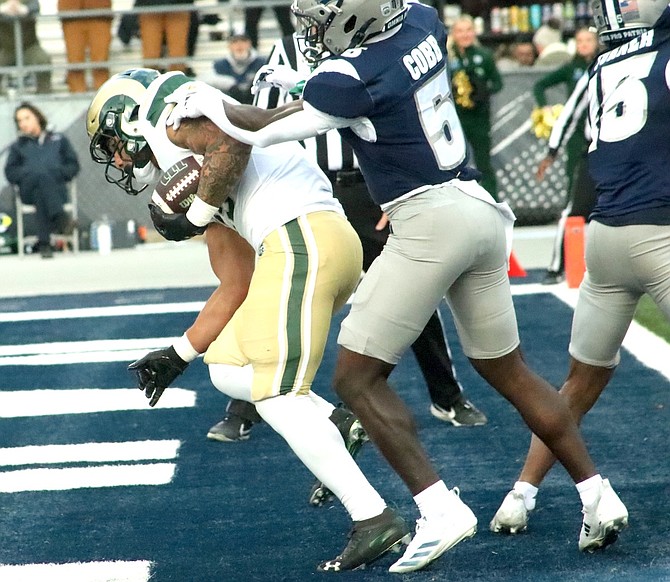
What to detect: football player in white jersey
<box><xmin>86</xmin><ymin>68</ymin><xmax>412</xmax><ymax>572</ymax></box>
<box><xmin>162</xmin><ymin>0</ymin><xmax>628</xmax><ymax>572</ymax></box>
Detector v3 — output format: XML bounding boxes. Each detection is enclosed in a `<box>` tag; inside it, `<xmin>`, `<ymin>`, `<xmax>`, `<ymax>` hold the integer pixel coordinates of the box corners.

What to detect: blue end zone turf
<box><xmin>0</xmin><ymin>280</ymin><xmax>668</xmax><ymax>581</ymax></box>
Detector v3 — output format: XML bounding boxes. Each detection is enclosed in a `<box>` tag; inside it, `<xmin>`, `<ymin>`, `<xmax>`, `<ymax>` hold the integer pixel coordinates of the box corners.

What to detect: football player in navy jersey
<box><xmin>491</xmin><ymin>0</ymin><xmax>669</xmax><ymax>541</ymax></box>
<box><xmin>161</xmin><ymin>0</ymin><xmax>628</xmax><ymax>571</ymax></box>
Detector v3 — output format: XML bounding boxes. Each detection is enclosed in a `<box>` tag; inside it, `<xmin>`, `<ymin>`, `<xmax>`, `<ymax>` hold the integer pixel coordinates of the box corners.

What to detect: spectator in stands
<box><xmin>58</xmin><ymin>0</ymin><xmax>113</xmax><ymax>93</ymax></box>
<box><xmin>5</xmin><ymin>102</ymin><xmax>79</xmax><ymax>258</ymax></box>
<box><xmin>533</xmin><ymin>19</ymin><xmax>571</xmax><ymax>68</ymax></box>
<box><xmin>0</xmin><ymin>0</ymin><xmax>51</xmax><ymax>93</ymax></box>
<box><xmin>135</xmin><ymin>0</ymin><xmax>192</xmax><ymax>72</ymax></box>
<box><xmin>200</xmin><ymin>33</ymin><xmax>265</xmax><ymax>104</ymax></box>
<box><xmin>512</xmin><ymin>40</ymin><xmax>537</xmax><ymax>67</ymax></box>
<box><xmin>496</xmin><ymin>40</ymin><xmax>537</xmax><ymax>71</ymax></box>
<box><xmin>447</xmin><ymin>14</ymin><xmax>503</xmax><ymax>199</ymax></box>
<box><xmin>243</xmin><ymin>1</ymin><xmax>293</xmax><ymax>49</ymax></box>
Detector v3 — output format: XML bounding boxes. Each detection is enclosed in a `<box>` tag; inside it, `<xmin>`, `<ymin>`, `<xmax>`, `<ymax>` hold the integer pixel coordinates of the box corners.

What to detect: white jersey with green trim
<box><xmin>138</xmin><ymin>72</ymin><xmax>342</xmax><ymax>252</ymax></box>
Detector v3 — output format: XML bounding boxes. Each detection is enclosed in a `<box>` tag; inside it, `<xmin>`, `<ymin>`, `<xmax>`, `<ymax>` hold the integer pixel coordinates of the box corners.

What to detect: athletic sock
<box><xmin>576</xmin><ymin>474</ymin><xmax>603</xmax><ymax>507</ymax></box>
<box><xmin>513</xmin><ymin>481</ymin><xmax>539</xmax><ymax>511</ymax></box>
<box><xmin>414</xmin><ymin>480</ymin><xmax>450</xmax><ymax>520</ymax></box>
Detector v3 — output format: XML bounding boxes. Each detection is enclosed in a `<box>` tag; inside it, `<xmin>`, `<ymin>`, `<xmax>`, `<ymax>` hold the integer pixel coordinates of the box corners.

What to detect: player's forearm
<box><xmin>198</xmin><ymin>139</ymin><xmax>252</xmax><ymax>209</ymax></box>
<box><xmin>209</xmin><ymin>101</ymin><xmax>331</xmax><ymax>147</ymax></box>
<box><xmin>184</xmin><ymin>284</ymin><xmax>244</xmax><ymax>354</ymax></box>
<box><xmin>169</xmin><ymin>118</ymin><xmax>251</xmax><ymax>215</ymax></box>
<box><xmin>224</xmin><ymin>100</ymin><xmax>304</xmax><ymax>131</ymax></box>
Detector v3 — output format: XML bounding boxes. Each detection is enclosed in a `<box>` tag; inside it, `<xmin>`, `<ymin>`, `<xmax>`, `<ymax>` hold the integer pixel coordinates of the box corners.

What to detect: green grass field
<box><xmin>635</xmin><ymin>295</ymin><xmax>670</xmax><ymax>342</ymax></box>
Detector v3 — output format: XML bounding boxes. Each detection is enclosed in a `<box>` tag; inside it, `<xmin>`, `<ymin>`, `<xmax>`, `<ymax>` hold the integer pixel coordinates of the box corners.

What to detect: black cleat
<box><xmin>309</xmin><ymin>405</ymin><xmax>369</xmax><ymax>506</ymax></box>
<box><xmin>318</xmin><ymin>507</ymin><xmax>410</xmax><ymax>572</ymax></box>
<box><xmin>542</xmin><ymin>270</ymin><xmax>565</xmax><ymax>285</ymax></box>
<box><xmin>430</xmin><ymin>397</ymin><xmax>487</xmax><ymax>427</ymax></box>
<box><xmin>206</xmin><ymin>414</ymin><xmax>254</xmax><ymax>442</ymax></box>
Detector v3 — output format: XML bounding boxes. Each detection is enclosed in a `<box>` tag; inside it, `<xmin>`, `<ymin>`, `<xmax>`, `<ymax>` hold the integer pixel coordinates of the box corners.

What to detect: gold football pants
<box><xmin>205</xmin><ymin>211</ymin><xmax>362</xmax><ymax>401</ymax></box>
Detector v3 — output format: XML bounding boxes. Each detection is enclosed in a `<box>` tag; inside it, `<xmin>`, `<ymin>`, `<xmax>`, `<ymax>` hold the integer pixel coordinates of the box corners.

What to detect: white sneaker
<box><xmin>579</xmin><ymin>478</ymin><xmax>628</xmax><ymax>552</ymax></box>
<box><xmin>388</xmin><ymin>488</ymin><xmax>477</xmax><ymax>573</ymax></box>
<box><xmin>490</xmin><ymin>490</ymin><xmax>529</xmax><ymax>534</ymax></box>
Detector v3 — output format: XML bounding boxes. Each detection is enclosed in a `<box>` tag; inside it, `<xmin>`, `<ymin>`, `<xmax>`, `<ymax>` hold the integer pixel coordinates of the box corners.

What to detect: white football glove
<box><xmin>164</xmin><ymin>81</ymin><xmax>226</xmax><ymax>130</ymax></box>
<box><xmin>251</xmin><ymin>65</ymin><xmax>304</xmax><ymax>95</ymax></box>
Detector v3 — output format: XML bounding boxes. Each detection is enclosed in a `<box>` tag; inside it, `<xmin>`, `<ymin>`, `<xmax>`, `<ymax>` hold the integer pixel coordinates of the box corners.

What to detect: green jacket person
<box><xmin>448</xmin><ymin>15</ymin><xmax>503</xmax><ymax>200</ymax></box>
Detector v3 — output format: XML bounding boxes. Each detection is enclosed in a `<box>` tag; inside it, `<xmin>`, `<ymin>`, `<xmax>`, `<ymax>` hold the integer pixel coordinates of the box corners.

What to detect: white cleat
<box><xmin>579</xmin><ymin>479</ymin><xmax>628</xmax><ymax>552</ymax></box>
<box><xmin>490</xmin><ymin>490</ymin><xmax>529</xmax><ymax>534</ymax></box>
<box><xmin>389</xmin><ymin>488</ymin><xmax>477</xmax><ymax>574</ymax></box>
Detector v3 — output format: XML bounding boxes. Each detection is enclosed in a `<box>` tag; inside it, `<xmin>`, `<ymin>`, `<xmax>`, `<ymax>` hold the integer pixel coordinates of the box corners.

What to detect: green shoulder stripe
<box><xmin>146</xmin><ymin>75</ymin><xmax>191</xmax><ymax>128</ymax></box>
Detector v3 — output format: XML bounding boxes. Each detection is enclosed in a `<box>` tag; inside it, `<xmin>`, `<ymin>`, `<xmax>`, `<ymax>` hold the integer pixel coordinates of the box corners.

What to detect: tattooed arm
<box><xmin>167</xmin><ymin>116</ymin><xmax>252</xmax><ymax>210</ymax></box>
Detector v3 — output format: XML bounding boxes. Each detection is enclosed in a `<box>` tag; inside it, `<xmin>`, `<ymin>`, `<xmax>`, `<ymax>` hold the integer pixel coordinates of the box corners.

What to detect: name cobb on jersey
<box><xmin>402</xmin><ymin>34</ymin><xmax>443</xmax><ymax>80</ymax></box>
<box><xmin>151</xmin><ymin>155</ymin><xmax>202</xmax><ymax>214</ymax></box>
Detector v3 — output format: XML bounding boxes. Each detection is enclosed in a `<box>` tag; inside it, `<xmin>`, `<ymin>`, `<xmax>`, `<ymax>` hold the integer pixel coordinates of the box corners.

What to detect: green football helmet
<box><xmin>87</xmin><ymin>68</ymin><xmax>160</xmax><ymax>195</ymax></box>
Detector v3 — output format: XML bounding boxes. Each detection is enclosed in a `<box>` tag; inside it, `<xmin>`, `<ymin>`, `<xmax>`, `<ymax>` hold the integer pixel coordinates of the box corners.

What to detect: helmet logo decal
<box><xmin>594</xmin><ymin>0</ymin><xmax>664</xmax><ymax>47</ymax></box>
<box><xmin>620</xmin><ymin>0</ymin><xmax>640</xmax><ymax>23</ymax></box>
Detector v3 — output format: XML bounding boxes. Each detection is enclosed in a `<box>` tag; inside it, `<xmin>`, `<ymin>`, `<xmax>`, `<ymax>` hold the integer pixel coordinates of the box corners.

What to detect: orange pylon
<box><xmin>508</xmin><ymin>251</ymin><xmax>527</xmax><ymax>278</ymax></box>
<box><xmin>564</xmin><ymin>216</ymin><xmax>586</xmax><ymax>288</ymax></box>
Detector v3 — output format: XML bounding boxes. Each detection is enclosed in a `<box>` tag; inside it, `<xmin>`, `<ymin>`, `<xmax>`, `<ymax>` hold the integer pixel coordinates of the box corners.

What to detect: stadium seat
<box><xmin>14</xmin><ymin>181</ymin><xmax>80</xmax><ymax>257</ymax></box>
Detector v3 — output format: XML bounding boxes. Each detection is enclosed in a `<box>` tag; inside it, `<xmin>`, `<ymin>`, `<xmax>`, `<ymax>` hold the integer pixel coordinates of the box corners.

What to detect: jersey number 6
<box><xmin>414</xmin><ymin>67</ymin><xmax>468</xmax><ymax>170</ymax></box>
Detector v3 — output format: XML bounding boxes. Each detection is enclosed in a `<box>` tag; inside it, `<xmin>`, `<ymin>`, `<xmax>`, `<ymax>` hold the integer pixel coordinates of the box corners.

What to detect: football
<box><xmin>151</xmin><ymin>155</ymin><xmax>203</xmax><ymax>214</ymax></box>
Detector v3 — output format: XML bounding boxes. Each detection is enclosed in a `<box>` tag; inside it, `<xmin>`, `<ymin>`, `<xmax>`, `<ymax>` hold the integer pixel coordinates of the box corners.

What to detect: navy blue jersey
<box><xmin>588</xmin><ymin>9</ymin><xmax>670</xmax><ymax>226</ymax></box>
<box><xmin>302</xmin><ymin>2</ymin><xmax>479</xmax><ymax>206</ymax></box>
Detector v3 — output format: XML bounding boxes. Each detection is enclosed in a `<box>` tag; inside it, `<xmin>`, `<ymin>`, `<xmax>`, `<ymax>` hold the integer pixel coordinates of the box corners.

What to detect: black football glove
<box><xmin>128</xmin><ymin>346</ymin><xmax>189</xmax><ymax>407</ymax></box>
<box><xmin>149</xmin><ymin>203</ymin><xmax>207</xmax><ymax>242</ymax></box>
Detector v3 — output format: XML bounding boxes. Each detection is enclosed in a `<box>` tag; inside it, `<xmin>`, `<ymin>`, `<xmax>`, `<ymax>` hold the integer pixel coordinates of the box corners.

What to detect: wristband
<box><xmin>186</xmin><ymin>196</ymin><xmax>219</xmax><ymax>227</ymax></box>
<box><xmin>172</xmin><ymin>333</ymin><xmax>201</xmax><ymax>363</ymax></box>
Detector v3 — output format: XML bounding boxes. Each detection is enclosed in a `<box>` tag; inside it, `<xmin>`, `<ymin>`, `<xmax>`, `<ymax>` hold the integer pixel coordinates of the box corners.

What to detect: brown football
<box><xmin>151</xmin><ymin>155</ymin><xmax>202</xmax><ymax>214</ymax></box>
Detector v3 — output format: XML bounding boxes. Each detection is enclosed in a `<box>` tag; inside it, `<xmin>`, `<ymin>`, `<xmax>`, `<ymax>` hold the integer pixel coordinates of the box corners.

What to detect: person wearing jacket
<box><xmin>200</xmin><ymin>33</ymin><xmax>266</xmax><ymax>105</ymax></box>
<box><xmin>5</xmin><ymin>102</ymin><xmax>80</xmax><ymax>257</ymax></box>
<box><xmin>447</xmin><ymin>14</ymin><xmax>503</xmax><ymax>200</ymax></box>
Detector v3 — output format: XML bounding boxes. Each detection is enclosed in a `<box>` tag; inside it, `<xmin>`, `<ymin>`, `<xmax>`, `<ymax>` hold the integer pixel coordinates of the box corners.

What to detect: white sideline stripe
<box><xmin>0</xmin><ymin>302</ymin><xmax>205</xmax><ymax>323</ymax></box>
<box><xmin>550</xmin><ymin>286</ymin><xmax>670</xmax><ymax>380</ymax></box>
<box><xmin>0</xmin><ymin>463</ymin><xmax>176</xmax><ymax>492</ymax></box>
<box><xmin>0</xmin><ymin>337</ymin><xmax>177</xmax><ymax>357</ymax></box>
<box><xmin>0</xmin><ymin>560</ymin><xmax>151</xmax><ymax>582</ymax></box>
<box><xmin>0</xmin><ymin>338</ymin><xmax>181</xmax><ymax>366</ymax></box>
<box><xmin>0</xmin><ymin>388</ymin><xmax>196</xmax><ymax>418</ymax></box>
<box><xmin>511</xmin><ymin>283</ymin><xmax>547</xmax><ymax>296</ymax></box>
<box><xmin>0</xmin><ymin>350</ymin><xmax>179</xmax><ymax>366</ymax></box>
<box><xmin>0</xmin><ymin>440</ymin><xmax>181</xmax><ymax>467</ymax></box>
<box><xmin>0</xmin><ymin>463</ymin><xmax>177</xmax><ymax>493</ymax></box>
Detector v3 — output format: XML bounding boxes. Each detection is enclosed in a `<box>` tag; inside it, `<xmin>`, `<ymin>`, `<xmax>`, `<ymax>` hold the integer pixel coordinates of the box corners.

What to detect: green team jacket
<box><xmin>533</xmin><ymin>55</ymin><xmax>591</xmax><ymax>107</ymax></box>
<box><xmin>448</xmin><ymin>44</ymin><xmax>503</xmax><ymax>117</ymax></box>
